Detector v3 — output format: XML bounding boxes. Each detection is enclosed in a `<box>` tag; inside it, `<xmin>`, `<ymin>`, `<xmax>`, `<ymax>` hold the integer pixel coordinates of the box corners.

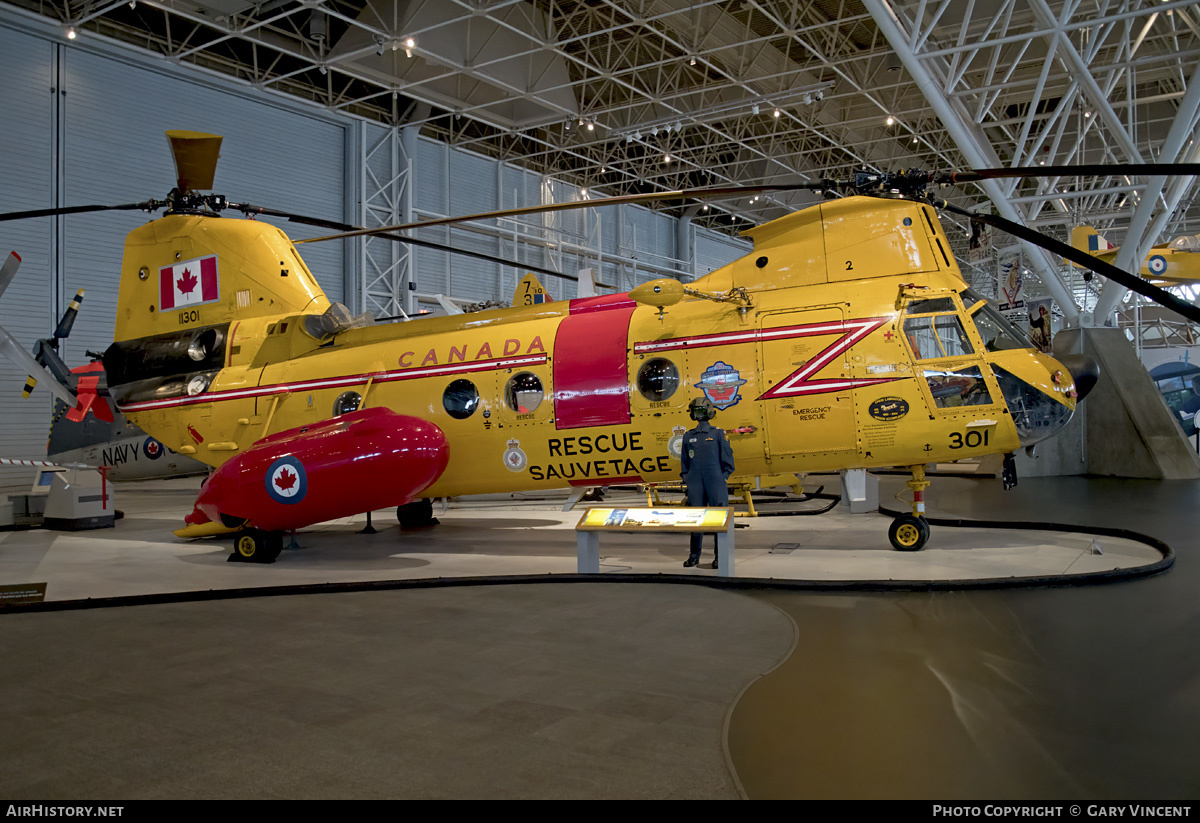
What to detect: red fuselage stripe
<box><xmin>118</xmin><ymin>353</ymin><xmax>549</xmax><ymax>412</ymax></box>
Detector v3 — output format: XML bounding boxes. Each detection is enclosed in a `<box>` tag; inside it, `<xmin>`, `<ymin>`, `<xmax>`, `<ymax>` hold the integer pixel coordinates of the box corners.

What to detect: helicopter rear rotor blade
<box><xmin>0</xmin><ymin>202</ymin><xmax>156</xmax><ymax>223</ymax></box>
<box><xmin>245</xmin><ymin>205</ymin><xmax>589</xmax><ymax>284</ymax></box>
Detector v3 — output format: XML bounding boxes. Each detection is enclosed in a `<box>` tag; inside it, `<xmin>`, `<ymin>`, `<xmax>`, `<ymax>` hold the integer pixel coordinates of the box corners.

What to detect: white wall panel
<box><xmin>0</xmin><ymin>25</ymin><xmax>55</xmax><ymax>488</ymax></box>
<box><xmin>695</xmin><ymin>227</ymin><xmax>751</xmax><ymax>277</ymax></box>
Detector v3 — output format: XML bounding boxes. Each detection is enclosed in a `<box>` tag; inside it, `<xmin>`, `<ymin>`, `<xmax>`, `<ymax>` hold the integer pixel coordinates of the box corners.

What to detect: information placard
<box><xmin>576</xmin><ymin>507</ymin><xmax>731</xmax><ymax>532</ymax></box>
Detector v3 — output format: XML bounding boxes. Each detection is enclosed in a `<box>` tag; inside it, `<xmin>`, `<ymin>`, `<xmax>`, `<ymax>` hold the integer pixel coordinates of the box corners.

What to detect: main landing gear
<box><xmin>229</xmin><ymin>528</ymin><xmax>283</xmax><ymax>563</ymax></box>
<box><xmin>397</xmin><ymin>498</ymin><xmax>440</xmax><ymax>529</ymax></box>
<box><xmin>887</xmin><ymin>464</ymin><xmax>931</xmax><ymax>552</ymax></box>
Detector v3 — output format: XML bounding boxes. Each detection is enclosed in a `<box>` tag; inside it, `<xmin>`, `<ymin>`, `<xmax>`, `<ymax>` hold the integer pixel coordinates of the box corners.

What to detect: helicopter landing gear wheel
<box><xmin>397</xmin><ymin>498</ymin><xmax>439</xmax><ymax>529</ymax></box>
<box><xmin>888</xmin><ymin>515</ymin><xmax>930</xmax><ymax>551</ymax></box>
<box><xmin>230</xmin><ymin>528</ymin><xmax>282</xmax><ymax>563</ymax></box>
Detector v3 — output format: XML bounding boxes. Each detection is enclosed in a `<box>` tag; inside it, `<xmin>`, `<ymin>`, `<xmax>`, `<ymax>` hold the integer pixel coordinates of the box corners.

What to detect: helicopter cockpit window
<box><xmin>505</xmin><ymin>372</ymin><xmax>544</xmax><ymax>413</ymax></box>
<box><xmin>637</xmin><ymin>358</ymin><xmax>680</xmax><ymax>401</ymax></box>
<box><xmin>443</xmin><ymin>379</ymin><xmax>480</xmax><ymax>419</ymax></box>
<box><xmin>924</xmin><ymin>366</ymin><xmax>993</xmax><ymax>408</ymax></box>
<box><xmin>961</xmin><ymin>289</ymin><xmax>1030</xmax><ymax>351</ymax></box>
<box><xmin>904</xmin><ymin>314</ymin><xmax>973</xmax><ymax>360</ymax></box>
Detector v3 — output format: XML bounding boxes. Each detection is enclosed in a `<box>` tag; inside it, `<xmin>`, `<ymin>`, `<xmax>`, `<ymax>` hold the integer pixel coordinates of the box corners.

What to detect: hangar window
<box><xmin>333</xmin><ymin>391</ymin><xmax>362</xmax><ymax>416</ymax></box>
<box><xmin>443</xmin><ymin>379</ymin><xmax>480</xmax><ymax>419</ymax></box>
<box><xmin>636</xmin><ymin>358</ymin><xmax>680</xmax><ymax>401</ymax></box>
<box><xmin>505</xmin><ymin>372</ymin><xmax>544</xmax><ymax>413</ymax></box>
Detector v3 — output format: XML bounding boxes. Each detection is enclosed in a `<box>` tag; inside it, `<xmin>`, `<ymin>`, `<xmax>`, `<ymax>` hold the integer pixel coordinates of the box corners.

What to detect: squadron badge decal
<box><xmin>266</xmin><ymin>455</ymin><xmax>307</xmax><ymax>504</ymax></box>
<box><xmin>503</xmin><ymin>438</ymin><xmax>528</xmax><ymax>472</ymax></box>
<box><xmin>667</xmin><ymin>425</ymin><xmax>686</xmax><ymax>461</ymax></box>
<box><xmin>694</xmin><ymin>361</ymin><xmax>747</xmax><ymax>410</ymax></box>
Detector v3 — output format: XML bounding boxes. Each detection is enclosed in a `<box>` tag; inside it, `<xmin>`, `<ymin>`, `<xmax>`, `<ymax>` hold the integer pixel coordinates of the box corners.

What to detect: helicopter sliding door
<box><xmin>757</xmin><ymin>307</ymin><xmax>856</xmax><ymax>458</ymax></box>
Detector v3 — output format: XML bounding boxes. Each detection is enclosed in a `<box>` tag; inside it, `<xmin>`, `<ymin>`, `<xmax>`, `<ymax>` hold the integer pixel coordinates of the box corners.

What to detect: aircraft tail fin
<box><xmin>1069</xmin><ymin>226</ymin><xmax>1118</xmax><ymax>267</ymax></box>
<box><xmin>513</xmin><ymin>272</ymin><xmax>553</xmax><ymax>306</ymax></box>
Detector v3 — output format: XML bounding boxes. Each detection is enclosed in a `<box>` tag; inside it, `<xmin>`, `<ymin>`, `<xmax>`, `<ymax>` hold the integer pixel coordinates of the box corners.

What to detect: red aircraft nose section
<box><xmin>187</xmin><ymin>407</ymin><xmax>448</xmax><ymax>532</ymax></box>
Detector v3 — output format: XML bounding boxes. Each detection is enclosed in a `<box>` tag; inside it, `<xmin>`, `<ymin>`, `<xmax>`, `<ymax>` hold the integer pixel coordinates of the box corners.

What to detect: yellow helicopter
<box><xmin>3</xmin><ymin>134</ymin><xmax>1194</xmax><ymax>563</ymax></box>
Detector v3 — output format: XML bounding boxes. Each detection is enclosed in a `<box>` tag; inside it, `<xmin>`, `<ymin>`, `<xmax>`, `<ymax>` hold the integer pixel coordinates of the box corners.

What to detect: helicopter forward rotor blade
<box><xmin>0</xmin><ymin>202</ymin><xmax>157</xmax><ymax>223</ymax></box>
<box><xmin>242</xmin><ymin>205</ymin><xmax>586</xmax><ymax>284</ymax></box>
<box><xmin>936</xmin><ymin>200</ymin><xmax>1200</xmax><ymax>326</ymax></box>
<box><xmin>294</xmin><ymin>182</ymin><xmax>830</xmax><ymax>245</ymax></box>
<box><xmin>944</xmin><ymin>163</ymin><xmax>1200</xmax><ymax>185</ymax></box>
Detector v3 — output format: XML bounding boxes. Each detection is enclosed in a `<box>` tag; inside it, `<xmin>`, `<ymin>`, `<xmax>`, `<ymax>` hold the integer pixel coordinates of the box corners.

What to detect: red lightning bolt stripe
<box><xmin>758</xmin><ymin>317</ymin><xmax>898</xmax><ymax>400</ymax></box>
<box><xmin>633</xmin><ymin>321</ymin><xmax>856</xmax><ymax>354</ymax></box>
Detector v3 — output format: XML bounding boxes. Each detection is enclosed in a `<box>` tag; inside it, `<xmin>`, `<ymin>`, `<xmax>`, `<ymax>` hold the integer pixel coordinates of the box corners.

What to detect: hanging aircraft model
<box><xmin>1071</xmin><ymin>225</ymin><xmax>1200</xmax><ymax>285</ymax></box>
<box><xmin>1</xmin><ymin>132</ymin><xmax>1195</xmax><ymax>563</ymax></box>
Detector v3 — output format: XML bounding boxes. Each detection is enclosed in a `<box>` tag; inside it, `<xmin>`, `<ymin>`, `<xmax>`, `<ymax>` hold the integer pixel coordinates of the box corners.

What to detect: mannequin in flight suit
<box><xmin>681</xmin><ymin>396</ymin><xmax>736</xmax><ymax>569</ymax></box>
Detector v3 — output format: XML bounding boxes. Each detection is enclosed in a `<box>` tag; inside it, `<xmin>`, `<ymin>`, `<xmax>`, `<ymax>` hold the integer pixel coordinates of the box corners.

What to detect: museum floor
<box><xmin>1</xmin><ymin>474</ymin><xmax>1197</xmax><ymax>799</ymax></box>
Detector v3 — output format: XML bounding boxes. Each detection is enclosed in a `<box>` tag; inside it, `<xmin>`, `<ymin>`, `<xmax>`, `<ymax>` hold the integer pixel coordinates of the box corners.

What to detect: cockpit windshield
<box><xmin>961</xmin><ymin>288</ymin><xmax>1032</xmax><ymax>352</ymax></box>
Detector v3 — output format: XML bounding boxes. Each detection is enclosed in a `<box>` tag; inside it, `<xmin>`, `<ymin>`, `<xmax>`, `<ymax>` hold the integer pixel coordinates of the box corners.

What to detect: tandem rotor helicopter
<box><xmin>1</xmin><ymin>131</ymin><xmax>1197</xmax><ymax>562</ymax></box>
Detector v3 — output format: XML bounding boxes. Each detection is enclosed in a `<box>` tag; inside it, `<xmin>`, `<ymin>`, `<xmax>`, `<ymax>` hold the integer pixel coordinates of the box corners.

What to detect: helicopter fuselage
<box><xmin>103</xmin><ymin>196</ymin><xmax>1079</xmax><ymax>513</ymax></box>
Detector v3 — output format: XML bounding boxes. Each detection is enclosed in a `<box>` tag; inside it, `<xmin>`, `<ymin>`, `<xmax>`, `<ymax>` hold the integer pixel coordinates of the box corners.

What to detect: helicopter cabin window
<box><xmin>443</xmin><ymin>379</ymin><xmax>480</xmax><ymax>419</ymax></box>
<box><xmin>333</xmin><ymin>391</ymin><xmax>362</xmax><ymax>416</ymax></box>
<box><xmin>903</xmin><ymin>314</ymin><xmax>973</xmax><ymax>360</ymax></box>
<box><xmin>637</xmin><ymin>358</ymin><xmax>680</xmax><ymax>402</ymax></box>
<box><xmin>923</xmin><ymin>366</ymin><xmax>993</xmax><ymax>408</ymax></box>
<box><xmin>505</xmin><ymin>372</ymin><xmax>544</xmax><ymax>413</ymax></box>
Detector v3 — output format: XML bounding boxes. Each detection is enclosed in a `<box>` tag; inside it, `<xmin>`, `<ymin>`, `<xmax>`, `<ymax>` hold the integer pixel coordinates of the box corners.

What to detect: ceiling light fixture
<box><xmin>690</xmin><ymin>57</ymin><xmax>696</xmax><ymax>66</ymax></box>
<box><xmin>886</xmin><ymin>115</ymin><xmax>895</xmax><ymax>126</ymax></box>
<box><xmin>66</xmin><ymin>26</ymin><xmax>76</xmax><ymax>40</ymax></box>
<box><xmin>581</xmin><ymin>188</ymin><xmax>588</xmax><ymax>196</ymax></box>
<box><xmin>587</xmin><ymin>122</ymin><xmax>594</xmax><ymax>131</ymax></box>
<box><xmin>663</xmin><ymin>154</ymin><xmax>671</xmax><ymax>163</ymax></box>
<box><xmin>751</xmin><ymin>104</ymin><xmax>759</xmax><ymax>115</ymax></box>
<box><xmin>773</xmin><ymin>109</ymin><xmax>781</xmax><ymax>118</ymax></box>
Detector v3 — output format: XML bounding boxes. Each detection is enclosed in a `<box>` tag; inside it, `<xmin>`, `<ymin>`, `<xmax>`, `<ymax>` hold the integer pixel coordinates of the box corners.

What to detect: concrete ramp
<box><xmin>1018</xmin><ymin>327</ymin><xmax>1200</xmax><ymax>478</ymax></box>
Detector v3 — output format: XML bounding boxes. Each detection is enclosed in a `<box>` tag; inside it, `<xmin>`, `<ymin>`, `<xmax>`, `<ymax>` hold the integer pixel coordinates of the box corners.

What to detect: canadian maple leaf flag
<box><xmin>160</xmin><ymin>255</ymin><xmax>220</xmax><ymax>311</ymax></box>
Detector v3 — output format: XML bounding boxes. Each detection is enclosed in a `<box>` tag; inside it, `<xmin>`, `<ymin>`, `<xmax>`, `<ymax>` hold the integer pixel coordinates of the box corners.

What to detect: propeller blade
<box><xmin>54</xmin><ymin>289</ymin><xmax>85</xmax><ymax>339</ymax></box>
<box><xmin>945</xmin><ymin>163</ymin><xmax>1200</xmax><ymax>184</ymax></box>
<box><xmin>936</xmin><ymin>200</ymin><xmax>1200</xmax><ymax>326</ymax></box>
<box><xmin>166</xmin><ymin>130</ymin><xmax>222</xmax><ymax>192</ymax></box>
<box><xmin>0</xmin><ymin>202</ymin><xmax>155</xmax><ymax>223</ymax></box>
<box><xmin>293</xmin><ymin>182</ymin><xmax>830</xmax><ymax>245</ymax></box>
<box><xmin>0</xmin><ymin>252</ymin><xmax>20</xmax><ymax>300</ymax></box>
<box><xmin>0</xmin><ymin>327</ymin><xmax>77</xmax><ymax>407</ymax></box>
<box><xmin>243</xmin><ymin>205</ymin><xmax>590</xmax><ymax>284</ymax></box>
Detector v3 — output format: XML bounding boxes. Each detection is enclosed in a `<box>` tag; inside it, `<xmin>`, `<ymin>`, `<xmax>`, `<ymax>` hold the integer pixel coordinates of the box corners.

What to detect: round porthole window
<box><xmin>636</xmin><ymin>358</ymin><xmax>680</xmax><ymax>401</ymax></box>
<box><xmin>443</xmin><ymin>378</ymin><xmax>480</xmax><ymax>419</ymax></box>
<box><xmin>333</xmin><ymin>391</ymin><xmax>362</xmax><ymax>416</ymax></box>
<box><xmin>505</xmin><ymin>372</ymin><xmax>544</xmax><ymax>413</ymax></box>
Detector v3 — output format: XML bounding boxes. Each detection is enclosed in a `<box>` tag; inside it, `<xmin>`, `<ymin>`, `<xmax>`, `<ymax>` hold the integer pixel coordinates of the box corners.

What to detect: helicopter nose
<box><xmin>1056</xmin><ymin>354</ymin><xmax>1101</xmax><ymax>400</ymax></box>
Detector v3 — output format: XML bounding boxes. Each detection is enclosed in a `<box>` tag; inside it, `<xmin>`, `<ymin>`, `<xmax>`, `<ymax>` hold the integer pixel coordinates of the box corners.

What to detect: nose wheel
<box><xmin>889</xmin><ymin>464</ymin><xmax>932</xmax><ymax>551</ymax></box>
<box><xmin>888</xmin><ymin>514</ymin><xmax>930</xmax><ymax>551</ymax></box>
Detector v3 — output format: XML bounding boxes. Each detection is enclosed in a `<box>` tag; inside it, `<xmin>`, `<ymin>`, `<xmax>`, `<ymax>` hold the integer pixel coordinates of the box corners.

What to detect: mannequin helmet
<box><xmin>688</xmin><ymin>396</ymin><xmax>716</xmax><ymax>421</ymax></box>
